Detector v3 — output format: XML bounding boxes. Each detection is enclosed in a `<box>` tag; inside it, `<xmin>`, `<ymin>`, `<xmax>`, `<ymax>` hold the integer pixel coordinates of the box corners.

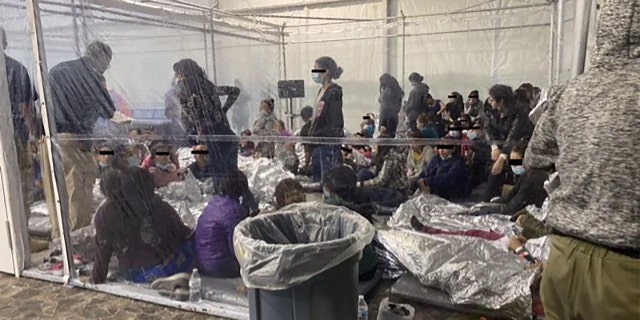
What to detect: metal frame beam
<box><xmin>26</xmin><ymin>0</ymin><xmax>75</xmax><ymax>282</ymax></box>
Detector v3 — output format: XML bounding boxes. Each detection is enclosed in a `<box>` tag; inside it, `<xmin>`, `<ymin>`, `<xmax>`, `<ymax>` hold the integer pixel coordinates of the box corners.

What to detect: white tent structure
<box><xmin>0</xmin><ymin>0</ymin><xmax>598</xmax><ymax>318</ymax></box>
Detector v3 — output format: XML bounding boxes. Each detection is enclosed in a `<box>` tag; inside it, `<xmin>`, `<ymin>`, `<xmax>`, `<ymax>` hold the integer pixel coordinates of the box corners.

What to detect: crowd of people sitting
<box><xmin>75</xmin><ymin>70</ymin><xmax>551</xmax><ymax>292</ymax></box>
<box><xmin>6</xmin><ymin>32</ymin><xmax>551</xmax><ymax>306</ymax></box>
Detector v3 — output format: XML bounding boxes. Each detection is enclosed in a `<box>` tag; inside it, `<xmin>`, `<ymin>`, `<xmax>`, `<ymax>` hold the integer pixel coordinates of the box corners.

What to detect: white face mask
<box><xmin>467</xmin><ymin>131</ymin><xmax>478</xmax><ymax>140</ymax></box>
<box><xmin>511</xmin><ymin>165</ymin><xmax>525</xmax><ymax>176</ymax></box>
<box><xmin>323</xmin><ymin>187</ymin><xmax>331</xmax><ymax>200</ymax></box>
<box><xmin>312</xmin><ymin>72</ymin><xmax>324</xmax><ymax>84</ymax></box>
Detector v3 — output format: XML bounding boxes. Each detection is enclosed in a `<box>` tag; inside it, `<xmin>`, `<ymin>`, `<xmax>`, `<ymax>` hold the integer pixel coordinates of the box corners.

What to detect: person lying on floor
<box><xmin>141</xmin><ymin>142</ymin><xmax>185</xmax><ymax>188</ymax></box>
<box><xmin>468</xmin><ymin>139</ymin><xmax>548</xmax><ymax>216</ymax></box>
<box><xmin>195</xmin><ymin>170</ymin><xmax>250</xmax><ymax>278</ymax></box>
<box><xmin>91</xmin><ymin>167</ymin><xmax>194</xmax><ymax>284</ymax></box>
<box><xmin>417</xmin><ymin>137</ymin><xmax>468</xmax><ymax>200</ymax></box>
<box><xmin>356</xmin><ymin>134</ymin><xmax>409</xmax><ymax>200</ymax></box>
<box><xmin>323</xmin><ymin>167</ymin><xmax>379</xmax><ymax>281</ymax></box>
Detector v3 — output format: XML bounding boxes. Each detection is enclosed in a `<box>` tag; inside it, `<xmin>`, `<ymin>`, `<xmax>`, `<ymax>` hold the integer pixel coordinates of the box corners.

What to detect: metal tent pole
<box><xmin>209</xmin><ymin>12</ymin><xmax>218</xmax><ymax>83</ymax></box>
<box><xmin>0</xmin><ymin>28</ymin><xmax>29</xmax><ymax>276</ymax></box>
<box><xmin>548</xmin><ymin>0</ymin><xmax>557</xmax><ymax>86</ymax></box>
<box><xmin>26</xmin><ymin>0</ymin><xmax>75</xmax><ymax>283</ymax></box>
<box><xmin>571</xmin><ymin>0</ymin><xmax>592</xmax><ymax>77</ymax></box>
<box><xmin>555</xmin><ymin>0</ymin><xmax>565</xmax><ymax>83</ymax></box>
<box><xmin>401</xmin><ymin>10</ymin><xmax>405</xmax><ymax>92</ymax></box>
<box><xmin>203</xmin><ymin>21</ymin><xmax>210</xmax><ymax>75</ymax></box>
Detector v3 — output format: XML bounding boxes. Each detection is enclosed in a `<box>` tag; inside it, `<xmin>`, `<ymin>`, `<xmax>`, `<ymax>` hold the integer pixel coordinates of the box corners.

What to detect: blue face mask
<box><xmin>467</xmin><ymin>131</ymin><xmax>478</xmax><ymax>140</ymax></box>
<box><xmin>312</xmin><ymin>72</ymin><xmax>324</xmax><ymax>84</ymax></box>
<box><xmin>449</xmin><ymin>131</ymin><xmax>461</xmax><ymax>138</ymax></box>
<box><xmin>511</xmin><ymin>165</ymin><xmax>525</xmax><ymax>176</ymax></box>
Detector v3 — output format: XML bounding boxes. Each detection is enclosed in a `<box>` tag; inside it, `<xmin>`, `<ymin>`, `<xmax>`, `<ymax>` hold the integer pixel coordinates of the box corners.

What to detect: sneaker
<box><xmin>151</xmin><ymin>273</ymin><xmax>190</xmax><ymax>291</ymax></box>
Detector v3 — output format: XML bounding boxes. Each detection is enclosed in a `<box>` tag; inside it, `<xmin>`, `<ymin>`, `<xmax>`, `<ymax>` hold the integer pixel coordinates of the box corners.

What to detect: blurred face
<box><xmin>460</xmin><ymin>117</ymin><xmax>471</xmax><ymax>129</ymax></box>
<box><xmin>510</xmin><ymin>151</ymin><xmax>523</xmax><ymax>162</ymax></box>
<box><xmin>94</xmin><ymin>56</ymin><xmax>111</xmax><ymax>74</ymax></box>
<box><xmin>426</xmin><ymin>97</ymin><xmax>434</xmax><ymax>106</ymax></box>
<box><xmin>312</xmin><ymin>63</ymin><xmax>327</xmax><ymax>83</ymax></box>
<box><xmin>154</xmin><ymin>149</ymin><xmax>172</xmax><ymax>165</ymax></box>
<box><xmin>489</xmin><ymin>95</ymin><xmax>500</xmax><ymax>110</ymax></box>
<box><xmin>259</xmin><ymin>102</ymin><xmax>270</xmax><ymax>113</ymax></box>
<box><xmin>97</xmin><ymin>147</ymin><xmax>113</xmax><ymax>166</ymax></box>
<box><xmin>438</xmin><ymin>147</ymin><xmax>453</xmax><ymax>159</ymax></box>
<box><xmin>194</xmin><ymin>145</ymin><xmax>208</xmax><ymax>165</ymax></box>
<box><xmin>469</xmin><ymin>97</ymin><xmax>478</xmax><ymax>105</ymax></box>
<box><xmin>410</xmin><ymin>138</ymin><xmax>424</xmax><ymax>151</ymax></box>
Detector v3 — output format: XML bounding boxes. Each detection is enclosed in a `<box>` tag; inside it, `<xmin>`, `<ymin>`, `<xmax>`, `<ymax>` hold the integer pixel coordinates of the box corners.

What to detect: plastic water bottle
<box><xmin>358</xmin><ymin>295</ymin><xmax>369</xmax><ymax>320</ymax></box>
<box><xmin>189</xmin><ymin>268</ymin><xmax>202</xmax><ymax>302</ymax></box>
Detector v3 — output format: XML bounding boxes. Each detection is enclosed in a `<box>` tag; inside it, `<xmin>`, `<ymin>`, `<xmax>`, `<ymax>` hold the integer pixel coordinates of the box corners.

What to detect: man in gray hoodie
<box><xmin>524</xmin><ymin>1</ymin><xmax>639</xmax><ymax>319</ymax></box>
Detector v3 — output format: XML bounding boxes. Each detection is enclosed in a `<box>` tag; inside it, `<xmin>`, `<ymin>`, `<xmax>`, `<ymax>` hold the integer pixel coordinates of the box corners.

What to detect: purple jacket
<box><xmin>195</xmin><ymin>195</ymin><xmax>246</xmax><ymax>277</ymax></box>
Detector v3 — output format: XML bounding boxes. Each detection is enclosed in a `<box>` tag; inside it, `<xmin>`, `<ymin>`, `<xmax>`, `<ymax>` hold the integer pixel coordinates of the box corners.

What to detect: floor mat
<box><xmin>390</xmin><ymin>274</ymin><xmax>511</xmax><ymax>318</ymax></box>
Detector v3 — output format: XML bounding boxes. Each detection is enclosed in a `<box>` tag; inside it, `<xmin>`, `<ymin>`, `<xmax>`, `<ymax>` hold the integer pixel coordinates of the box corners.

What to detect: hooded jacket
<box><xmin>524</xmin><ymin>0</ymin><xmax>640</xmax><ymax>251</ymax></box>
<box><xmin>404</xmin><ymin>83</ymin><xmax>430</xmax><ymax>126</ymax></box>
<box><xmin>195</xmin><ymin>195</ymin><xmax>247</xmax><ymax>277</ymax></box>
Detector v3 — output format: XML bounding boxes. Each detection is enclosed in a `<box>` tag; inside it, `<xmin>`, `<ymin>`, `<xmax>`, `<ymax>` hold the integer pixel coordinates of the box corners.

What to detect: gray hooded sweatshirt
<box><xmin>524</xmin><ymin>0</ymin><xmax>640</xmax><ymax>251</ymax></box>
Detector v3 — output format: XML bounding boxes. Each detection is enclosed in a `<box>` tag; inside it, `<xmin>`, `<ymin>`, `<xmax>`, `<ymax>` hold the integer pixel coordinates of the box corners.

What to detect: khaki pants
<box><xmin>541</xmin><ymin>235</ymin><xmax>640</xmax><ymax>320</ymax></box>
<box><xmin>40</xmin><ymin>136</ymin><xmax>97</xmax><ymax>238</ymax></box>
<box><xmin>518</xmin><ymin>213</ymin><xmax>553</xmax><ymax>240</ymax></box>
<box><xmin>15</xmin><ymin>138</ymin><xmax>33</xmax><ymax>222</ymax></box>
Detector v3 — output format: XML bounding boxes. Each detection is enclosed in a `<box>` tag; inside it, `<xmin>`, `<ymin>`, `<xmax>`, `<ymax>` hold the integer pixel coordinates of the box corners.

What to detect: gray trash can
<box><xmin>233</xmin><ymin>203</ymin><xmax>375</xmax><ymax>320</ymax></box>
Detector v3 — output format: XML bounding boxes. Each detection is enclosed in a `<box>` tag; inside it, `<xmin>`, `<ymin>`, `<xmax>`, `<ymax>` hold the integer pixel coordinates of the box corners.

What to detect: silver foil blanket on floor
<box><xmin>377</xmin><ymin>228</ymin><xmax>535</xmax><ymax>319</ymax></box>
<box><xmin>389</xmin><ymin>195</ymin><xmax>515</xmax><ymax>238</ymax></box>
<box><xmin>238</xmin><ymin>157</ymin><xmax>294</xmax><ymax>211</ymax></box>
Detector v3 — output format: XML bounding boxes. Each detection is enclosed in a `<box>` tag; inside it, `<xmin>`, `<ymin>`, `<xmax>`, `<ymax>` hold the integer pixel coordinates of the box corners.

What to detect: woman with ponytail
<box><xmin>92</xmin><ymin>168</ymin><xmax>194</xmax><ymax>284</ymax></box>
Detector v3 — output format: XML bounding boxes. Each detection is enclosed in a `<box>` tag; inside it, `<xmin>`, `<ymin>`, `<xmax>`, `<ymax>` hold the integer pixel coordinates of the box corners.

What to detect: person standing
<box><xmin>404</xmin><ymin>72</ymin><xmax>430</xmax><ymax>131</ymax></box>
<box><xmin>1</xmin><ymin>27</ymin><xmax>38</xmax><ymax>230</ymax></box>
<box><xmin>309</xmin><ymin>56</ymin><xmax>344</xmax><ymax>183</ymax></box>
<box><xmin>378</xmin><ymin>73</ymin><xmax>404</xmax><ymax>138</ymax></box>
<box><xmin>524</xmin><ymin>1</ymin><xmax>639</xmax><ymax>319</ymax></box>
<box><xmin>172</xmin><ymin>59</ymin><xmax>258</xmax><ymax>215</ymax></box>
<box><xmin>47</xmin><ymin>41</ymin><xmax>115</xmax><ymax>237</ymax></box>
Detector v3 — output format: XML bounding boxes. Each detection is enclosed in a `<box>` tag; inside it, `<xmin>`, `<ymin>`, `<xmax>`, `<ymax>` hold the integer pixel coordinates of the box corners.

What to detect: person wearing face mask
<box><xmin>360</xmin><ymin>116</ymin><xmax>376</xmax><ymax>138</ymax></box>
<box><xmin>465</xmin><ymin>119</ymin><xmax>492</xmax><ymax>192</ymax></box>
<box><xmin>378</xmin><ymin>73</ymin><xmax>404</xmax><ymax>138</ymax></box>
<box><xmin>187</xmin><ymin>144</ymin><xmax>213</xmax><ymax>182</ymax></box>
<box><xmin>404</xmin><ymin>72</ymin><xmax>430</xmax><ymax>131</ymax></box>
<box><xmin>464</xmin><ymin>90</ymin><xmax>484</xmax><ymax>120</ymax></box>
<box><xmin>441</xmin><ymin>92</ymin><xmax>464</xmax><ymax>123</ymax></box>
<box><xmin>252</xmin><ymin>98</ymin><xmax>278</xmax><ymax>158</ymax></box>
<box><xmin>406</xmin><ymin>131</ymin><xmax>435</xmax><ymax>192</ymax></box>
<box><xmin>141</xmin><ymin>143</ymin><xmax>184</xmax><ymax>188</ymax></box>
<box><xmin>483</xmin><ymin>84</ymin><xmax>534</xmax><ymax>202</ymax></box>
<box><xmin>417</xmin><ymin>137</ymin><xmax>468</xmax><ymax>200</ymax></box>
<box><xmin>469</xmin><ymin>139</ymin><xmax>548</xmax><ymax>216</ymax></box>
<box><xmin>309</xmin><ymin>56</ymin><xmax>345</xmax><ymax>183</ymax></box>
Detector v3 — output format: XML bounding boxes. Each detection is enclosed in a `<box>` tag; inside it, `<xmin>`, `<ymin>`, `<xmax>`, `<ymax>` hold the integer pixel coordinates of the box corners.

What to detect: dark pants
<box><xmin>357</xmin><ymin>169</ymin><xmax>406</xmax><ymax>207</ymax></box>
<box><xmin>482</xmin><ymin>162</ymin><xmax>514</xmax><ymax>202</ymax></box>
<box><xmin>381</xmin><ymin>117</ymin><xmax>398</xmax><ymax>138</ymax></box>
<box><xmin>312</xmin><ymin>146</ymin><xmax>343</xmax><ymax>183</ymax></box>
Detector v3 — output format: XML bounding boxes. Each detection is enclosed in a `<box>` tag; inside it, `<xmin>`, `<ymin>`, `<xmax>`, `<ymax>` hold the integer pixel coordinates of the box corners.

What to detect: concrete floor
<box><xmin>0</xmin><ymin>273</ymin><xmax>478</xmax><ymax>320</ymax></box>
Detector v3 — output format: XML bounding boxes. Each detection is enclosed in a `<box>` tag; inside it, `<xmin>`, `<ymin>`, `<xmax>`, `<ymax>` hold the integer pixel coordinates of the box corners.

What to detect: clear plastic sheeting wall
<box><xmin>400</xmin><ymin>0</ymin><xmax>551</xmax><ymax>98</ymax></box>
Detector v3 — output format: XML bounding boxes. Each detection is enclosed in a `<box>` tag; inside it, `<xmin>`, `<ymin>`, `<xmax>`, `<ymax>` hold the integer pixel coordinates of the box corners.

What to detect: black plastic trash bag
<box><xmin>233</xmin><ymin>202</ymin><xmax>375</xmax><ymax>290</ymax></box>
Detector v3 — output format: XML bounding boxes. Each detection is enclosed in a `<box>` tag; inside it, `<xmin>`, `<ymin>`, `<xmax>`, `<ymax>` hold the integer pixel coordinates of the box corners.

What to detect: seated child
<box><xmin>253</xmin><ymin>98</ymin><xmax>278</xmax><ymax>158</ymax></box>
<box><xmin>239</xmin><ymin>130</ymin><xmax>255</xmax><ymax>157</ymax></box>
<box><xmin>188</xmin><ymin>144</ymin><xmax>213</xmax><ymax>182</ymax></box>
<box><xmin>141</xmin><ymin>143</ymin><xmax>184</xmax><ymax>188</ymax></box>
<box><xmin>418</xmin><ymin>137</ymin><xmax>469</xmax><ymax>200</ymax></box>
<box><xmin>469</xmin><ymin>139</ymin><xmax>548</xmax><ymax>216</ymax></box>
<box><xmin>195</xmin><ymin>170</ymin><xmax>249</xmax><ymax>278</ymax></box>
<box><xmin>92</xmin><ymin>168</ymin><xmax>194</xmax><ymax>284</ymax></box>
<box><xmin>357</xmin><ymin>134</ymin><xmax>409</xmax><ymax>196</ymax></box>
<box><xmin>406</xmin><ymin>130</ymin><xmax>435</xmax><ymax>190</ymax></box>
<box><xmin>323</xmin><ymin>167</ymin><xmax>378</xmax><ymax>281</ymax></box>
<box><xmin>273</xmin><ymin>178</ymin><xmax>307</xmax><ymax>209</ymax></box>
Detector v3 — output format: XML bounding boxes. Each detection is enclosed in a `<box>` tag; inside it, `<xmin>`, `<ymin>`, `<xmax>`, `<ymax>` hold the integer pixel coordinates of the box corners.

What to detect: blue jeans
<box><xmin>123</xmin><ymin>240</ymin><xmax>196</xmax><ymax>283</ymax></box>
<box><xmin>312</xmin><ymin>146</ymin><xmax>343</xmax><ymax>183</ymax></box>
